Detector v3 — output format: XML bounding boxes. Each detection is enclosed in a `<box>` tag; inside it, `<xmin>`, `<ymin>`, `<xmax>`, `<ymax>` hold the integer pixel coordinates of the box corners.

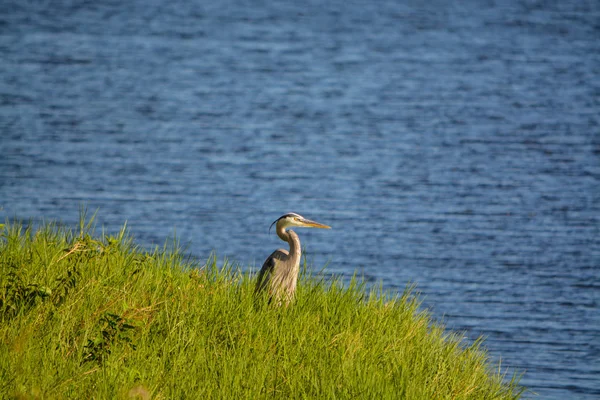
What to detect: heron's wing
<box><xmin>255</xmin><ymin>249</ymin><xmax>288</xmax><ymax>296</ymax></box>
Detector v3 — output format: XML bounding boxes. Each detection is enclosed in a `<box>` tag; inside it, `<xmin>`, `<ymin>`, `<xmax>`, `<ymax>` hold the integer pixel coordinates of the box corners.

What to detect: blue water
<box><xmin>1</xmin><ymin>1</ymin><xmax>599</xmax><ymax>398</ymax></box>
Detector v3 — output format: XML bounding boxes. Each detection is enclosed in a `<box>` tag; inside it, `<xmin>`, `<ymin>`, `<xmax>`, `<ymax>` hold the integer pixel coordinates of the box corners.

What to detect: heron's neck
<box><xmin>277</xmin><ymin>226</ymin><xmax>301</xmax><ymax>261</ymax></box>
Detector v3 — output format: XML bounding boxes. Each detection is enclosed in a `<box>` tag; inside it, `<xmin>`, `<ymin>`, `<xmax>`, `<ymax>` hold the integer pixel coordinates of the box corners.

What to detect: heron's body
<box><xmin>255</xmin><ymin>213</ymin><xmax>330</xmax><ymax>305</ymax></box>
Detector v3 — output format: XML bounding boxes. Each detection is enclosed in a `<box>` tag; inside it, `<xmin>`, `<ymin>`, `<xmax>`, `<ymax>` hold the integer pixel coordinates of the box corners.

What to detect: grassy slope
<box><xmin>0</xmin><ymin>217</ymin><xmax>524</xmax><ymax>399</ymax></box>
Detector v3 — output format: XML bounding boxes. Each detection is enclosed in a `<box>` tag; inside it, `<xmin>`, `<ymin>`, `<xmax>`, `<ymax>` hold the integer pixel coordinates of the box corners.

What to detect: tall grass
<box><xmin>0</xmin><ymin>214</ymin><xmax>524</xmax><ymax>399</ymax></box>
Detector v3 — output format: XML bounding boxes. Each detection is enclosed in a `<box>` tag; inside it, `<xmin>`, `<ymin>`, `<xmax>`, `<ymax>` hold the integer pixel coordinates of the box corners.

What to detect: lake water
<box><xmin>1</xmin><ymin>1</ymin><xmax>599</xmax><ymax>398</ymax></box>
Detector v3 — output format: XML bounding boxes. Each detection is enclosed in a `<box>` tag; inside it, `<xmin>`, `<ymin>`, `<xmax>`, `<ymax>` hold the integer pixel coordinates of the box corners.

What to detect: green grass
<box><xmin>0</xmin><ymin>213</ymin><xmax>524</xmax><ymax>399</ymax></box>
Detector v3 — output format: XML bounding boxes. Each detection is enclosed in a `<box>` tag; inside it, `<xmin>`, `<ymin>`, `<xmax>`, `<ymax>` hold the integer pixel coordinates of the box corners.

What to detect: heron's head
<box><xmin>269</xmin><ymin>212</ymin><xmax>331</xmax><ymax>233</ymax></box>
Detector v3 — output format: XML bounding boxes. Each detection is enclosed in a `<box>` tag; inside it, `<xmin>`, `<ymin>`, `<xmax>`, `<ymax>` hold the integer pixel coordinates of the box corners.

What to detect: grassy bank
<box><xmin>0</xmin><ymin>216</ymin><xmax>524</xmax><ymax>399</ymax></box>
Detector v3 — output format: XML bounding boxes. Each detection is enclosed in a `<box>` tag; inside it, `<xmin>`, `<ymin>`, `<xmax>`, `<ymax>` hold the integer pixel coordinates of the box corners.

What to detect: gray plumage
<box><xmin>255</xmin><ymin>213</ymin><xmax>330</xmax><ymax>305</ymax></box>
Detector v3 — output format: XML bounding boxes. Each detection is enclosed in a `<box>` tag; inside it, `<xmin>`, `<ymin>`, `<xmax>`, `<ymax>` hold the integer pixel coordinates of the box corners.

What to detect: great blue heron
<box><xmin>255</xmin><ymin>213</ymin><xmax>330</xmax><ymax>305</ymax></box>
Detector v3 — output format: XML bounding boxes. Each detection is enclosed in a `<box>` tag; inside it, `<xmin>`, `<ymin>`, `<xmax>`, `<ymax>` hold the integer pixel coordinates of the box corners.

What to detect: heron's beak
<box><xmin>299</xmin><ymin>218</ymin><xmax>331</xmax><ymax>229</ymax></box>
